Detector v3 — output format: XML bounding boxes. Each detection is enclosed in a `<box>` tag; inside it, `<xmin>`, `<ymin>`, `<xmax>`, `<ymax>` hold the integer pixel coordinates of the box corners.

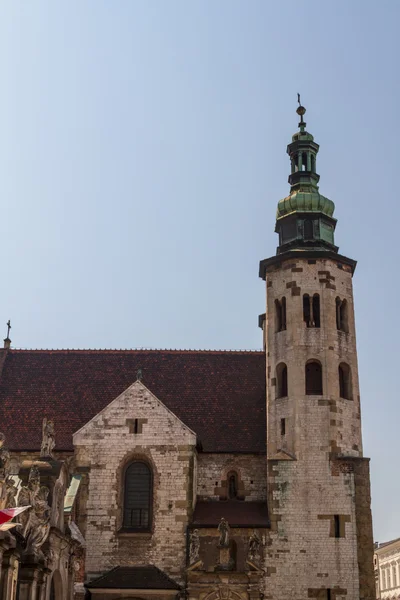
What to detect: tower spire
<box><xmin>273</xmin><ymin>99</ymin><xmax>337</xmax><ymax>255</ymax></box>
<box><xmin>296</xmin><ymin>93</ymin><xmax>306</xmax><ymax>131</ymax></box>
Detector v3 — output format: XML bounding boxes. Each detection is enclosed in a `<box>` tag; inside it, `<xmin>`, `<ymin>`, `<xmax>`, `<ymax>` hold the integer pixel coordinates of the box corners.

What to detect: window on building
<box><xmin>392</xmin><ymin>565</ymin><xmax>397</xmax><ymax>588</ymax></box>
<box><xmin>280</xmin><ymin>418</ymin><xmax>286</xmax><ymax>436</ymax></box>
<box><xmin>302</xmin><ymin>152</ymin><xmax>308</xmax><ymax>171</ymax></box>
<box><xmin>334</xmin><ymin>515</ymin><xmax>341</xmax><ymax>538</ymax></box>
<box><xmin>123</xmin><ymin>461</ymin><xmax>152</xmax><ymax>530</ymax></box>
<box><xmin>303</xmin><ymin>294</ymin><xmax>320</xmax><ymax>328</ymax></box>
<box><xmin>382</xmin><ymin>569</ymin><xmax>386</xmax><ymax>590</ymax></box>
<box><xmin>326</xmin><ymin>590</ymin><xmax>332</xmax><ymax>600</ymax></box>
<box><xmin>336</xmin><ymin>297</ymin><xmax>349</xmax><ymax>332</ymax></box>
<box><xmin>275</xmin><ymin>297</ymin><xmax>287</xmax><ymax>332</ymax></box>
<box><xmin>311</xmin><ymin>154</ymin><xmax>315</xmax><ymax>173</ymax></box>
<box><xmin>338</xmin><ymin>363</ymin><xmax>352</xmax><ymax>400</ymax></box>
<box><xmin>276</xmin><ymin>363</ymin><xmax>288</xmax><ymax>398</ymax></box>
<box><xmin>228</xmin><ymin>473</ymin><xmax>238</xmax><ymax>499</ymax></box>
<box><xmin>388</xmin><ymin>567</ymin><xmax>391</xmax><ymax>589</ymax></box>
<box><xmin>304</xmin><ymin>219</ymin><xmax>314</xmax><ymax>240</ymax></box>
<box><xmin>303</xmin><ymin>294</ymin><xmax>311</xmax><ymax>326</ymax></box>
<box><xmin>313</xmin><ymin>294</ymin><xmax>320</xmax><ymax>328</ymax></box>
<box><xmin>305</xmin><ymin>360</ymin><xmax>323</xmax><ymax>395</ymax></box>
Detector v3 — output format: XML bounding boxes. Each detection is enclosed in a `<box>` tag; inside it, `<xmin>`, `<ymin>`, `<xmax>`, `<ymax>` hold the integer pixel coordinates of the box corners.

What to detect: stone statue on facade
<box><xmin>217</xmin><ymin>517</ymin><xmax>230</xmax><ymax>548</ymax></box>
<box><xmin>18</xmin><ymin>466</ymin><xmax>51</xmax><ymax>555</ymax></box>
<box><xmin>5</xmin><ymin>477</ymin><xmax>17</xmax><ymax>508</ymax></box>
<box><xmin>40</xmin><ymin>418</ymin><xmax>56</xmax><ymax>458</ymax></box>
<box><xmin>0</xmin><ymin>432</ymin><xmax>12</xmax><ymax>509</ymax></box>
<box><xmin>189</xmin><ymin>529</ymin><xmax>200</xmax><ymax>564</ymax></box>
<box><xmin>247</xmin><ymin>530</ymin><xmax>261</xmax><ymax>565</ymax></box>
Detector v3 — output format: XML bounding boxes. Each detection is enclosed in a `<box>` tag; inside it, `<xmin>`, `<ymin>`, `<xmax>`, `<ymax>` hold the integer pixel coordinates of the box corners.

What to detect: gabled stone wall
<box><xmin>73</xmin><ymin>381</ymin><xmax>196</xmax><ymax>583</ymax></box>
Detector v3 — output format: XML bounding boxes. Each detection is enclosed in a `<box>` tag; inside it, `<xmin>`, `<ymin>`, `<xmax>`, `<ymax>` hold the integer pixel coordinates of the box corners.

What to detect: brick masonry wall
<box><xmin>73</xmin><ymin>381</ymin><xmax>196</xmax><ymax>584</ymax></box>
<box><xmin>197</xmin><ymin>454</ymin><xmax>266</xmax><ymax>501</ymax></box>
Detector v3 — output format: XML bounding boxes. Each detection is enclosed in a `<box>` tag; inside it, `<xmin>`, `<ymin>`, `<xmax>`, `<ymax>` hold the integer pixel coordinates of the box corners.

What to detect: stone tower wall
<box><xmin>266</xmin><ymin>256</ymin><xmax>362</xmax><ymax>459</ymax></box>
<box><xmin>264</xmin><ymin>256</ymin><xmax>374</xmax><ymax>600</ymax></box>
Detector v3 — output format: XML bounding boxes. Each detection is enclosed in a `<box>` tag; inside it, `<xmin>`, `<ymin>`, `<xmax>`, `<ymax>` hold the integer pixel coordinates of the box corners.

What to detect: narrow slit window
<box><xmin>313</xmin><ymin>294</ymin><xmax>320</xmax><ymax>328</ymax></box>
<box><xmin>280</xmin><ymin>418</ymin><xmax>286</xmax><ymax>436</ymax></box>
<box><xmin>340</xmin><ymin>299</ymin><xmax>348</xmax><ymax>332</ymax></box>
<box><xmin>303</xmin><ymin>294</ymin><xmax>311</xmax><ymax>327</ymax></box>
<box><xmin>336</xmin><ymin>297</ymin><xmax>349</xmax><ymax>332</ymax></box>
<box><xmin>326</xmin><ymin>590</ymin><xmax>332</xmax><ymax>600</ymax></box>
<box><xmin>275</xmin><ymin>299</ymin><xmax>282</xmax><ymax>332</ymax></box>
<box><xmin>334</xmin><ymin>515</ymin><xmax>340</xmax><ymax>538</ymax></box>
<box><xmin>281</xmin><ymin>297</ymin><xmax>287</xmax><ymax>330</ymax></box>
<box><xmin>275</xmin><ymin>298</ymin><xmax>287</xmax><ymax>332</ymax></box>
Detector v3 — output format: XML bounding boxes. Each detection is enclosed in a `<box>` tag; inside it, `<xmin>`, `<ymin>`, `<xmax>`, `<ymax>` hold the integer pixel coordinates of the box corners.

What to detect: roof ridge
<box><xmin>8</xmin><ymin>348</ymin><xmax>264</xmax><ymax>355</ymax></box>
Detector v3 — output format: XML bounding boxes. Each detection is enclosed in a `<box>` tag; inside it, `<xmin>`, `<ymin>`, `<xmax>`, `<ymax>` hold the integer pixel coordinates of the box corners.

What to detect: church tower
<box><xmin>259</xmin><ymin>101</ymin><xmax>375</xmax><ymax>600</ymax></box>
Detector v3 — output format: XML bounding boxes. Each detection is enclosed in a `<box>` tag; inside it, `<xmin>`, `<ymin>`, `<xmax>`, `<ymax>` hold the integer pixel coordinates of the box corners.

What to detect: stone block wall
<box><xmin>197</xmin><ymin>454</ymin><xmax>266</xmax><ymax>501</ymax></box>
<box><xmin>263</xmin><ymin>256</ymin><xmax>374</xmax><ymax>599</ymax></box>
<box><xmin>73</xmin><ymin>381</ymin><xmax>196</xmax><ymax>584</ymax></box>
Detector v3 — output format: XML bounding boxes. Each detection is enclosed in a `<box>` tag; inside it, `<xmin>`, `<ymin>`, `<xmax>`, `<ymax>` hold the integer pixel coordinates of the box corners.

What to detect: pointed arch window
<box><xmin>123</xmin><ymin>461</ymin><xmax>152</xmax><ymax>530</ymax></box>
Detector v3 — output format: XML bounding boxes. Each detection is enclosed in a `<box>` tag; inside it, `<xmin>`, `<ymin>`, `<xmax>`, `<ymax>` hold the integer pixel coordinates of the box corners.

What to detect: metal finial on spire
<box><xmin>296</xmin><ymin>93</ymin><xmax>306</xmax><ymax>130</ymax></box>
<box><xmin>6</xmin><ymin>320</ymin><xmax>11</xmax><ymax>339</ymax></box>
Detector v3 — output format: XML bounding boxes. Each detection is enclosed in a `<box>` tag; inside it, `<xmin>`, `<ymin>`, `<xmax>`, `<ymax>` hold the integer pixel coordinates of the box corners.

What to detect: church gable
<box><xmin>73</xmin><ymin>380</ymin><xmax>196</xmax><ymax>449</ymax></box>
<box><xmin>73</xmin><ymin>381</ymin><xmax>197</xmax><ymax>580</ymax></box>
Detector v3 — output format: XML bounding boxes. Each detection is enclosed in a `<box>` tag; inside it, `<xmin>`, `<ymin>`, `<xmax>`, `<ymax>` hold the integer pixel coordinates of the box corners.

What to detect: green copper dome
<box><xmin>277</xmin><ymin>190</ymin><xmax>335</xmax><ymax>220</ymax></box>
<box><xmin>274</xmin><ymin>97</ymin><xmax>338</xmax><ymax>254</ymax></box>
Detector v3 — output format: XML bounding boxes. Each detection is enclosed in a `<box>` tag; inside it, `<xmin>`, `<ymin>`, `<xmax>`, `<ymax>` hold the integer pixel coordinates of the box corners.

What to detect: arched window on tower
<box><xmin>338</xmin><ymin>363</ymin><xmax>352</xmax><ymax>400</ymax></box>
<box><xmin>303</xmin><ymin>294</ymin><xmax>311</xmax><ymax>326</ymax></box>
<box><xmin>305</xmin><ymin>360</ymin><xmax>323</xmax><ymax>395</ymax></box>
<box><xmin>336</xmin><ymin>297</ymin><xmax>349</xmax><ymax>332</ymax></box>
<box><xmin>276</xmin><ymin>363</ymin><xmax>288</xmax><ymax>398</ymax></box>
<box><xmin>123</xmin><ymin>461</ymin><xmax>152</xmax><ymax>530</ymax></box>
<box><xmin>304</xmin><ymin>219</ymin><xmax>313</xmax><ymax>240</ymax></box>
<box><xmin>302</xmin><ymin>152</ymin><xmax>307</xmax><ymax>171</ymax></box>
<box><xmin>313</xmin><ymin>294</ymin><xmax>320</xmax><ymax>328</ymax></box>
<box><xmin>275</xmin><ymin>297</ymin><xmax>287</xmax><ymax>332</ymax></box>
<box><xmin>303</xmin><ymin>294</ymin><xmax>320</xmax><ymax>328</ymax></box>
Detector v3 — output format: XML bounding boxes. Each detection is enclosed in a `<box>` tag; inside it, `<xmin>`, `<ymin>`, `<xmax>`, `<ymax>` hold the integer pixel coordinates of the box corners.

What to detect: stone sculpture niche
<box><xmin>216</xmin><ymin>518</ymin><xmax>235</xmax><ymax>571</ymax></box>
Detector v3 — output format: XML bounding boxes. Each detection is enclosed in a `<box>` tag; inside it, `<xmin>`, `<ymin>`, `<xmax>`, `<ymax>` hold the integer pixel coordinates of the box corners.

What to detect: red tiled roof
<box><xmin>192</xmin><ymin>500</ymin><xmax>269</xmax><ymax>527</ymax></box>
<box><xmin>0</xmin><ymin>349</ymin><xmax>266</xmax><ymax>453</ymax></box>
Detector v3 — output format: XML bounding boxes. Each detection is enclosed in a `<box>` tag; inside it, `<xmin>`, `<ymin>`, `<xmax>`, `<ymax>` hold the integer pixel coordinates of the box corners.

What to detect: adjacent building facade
<box><xmin>375</xmin><ymin>538</ymin><xmax>400</xmax><ymax>599</ymax></box>
<box><xmin>0</xmin><ymin>103</ymin><xmax>375</xmax><ymax>600</ymax></box>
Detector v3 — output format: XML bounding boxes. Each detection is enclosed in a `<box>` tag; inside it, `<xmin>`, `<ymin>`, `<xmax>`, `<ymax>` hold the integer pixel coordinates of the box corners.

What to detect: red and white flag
<box><xmin>0</xmin><ymin>506</ymin><xmax>30</xmax><ymax>530</ymax></box>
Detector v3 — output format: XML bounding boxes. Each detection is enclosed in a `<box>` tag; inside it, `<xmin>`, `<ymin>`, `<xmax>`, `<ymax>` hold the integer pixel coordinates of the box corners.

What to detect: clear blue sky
<box><xmin>0</xmin><ymin>1</ymin><xmax>398</xmax><ymax>542</ymax></box>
